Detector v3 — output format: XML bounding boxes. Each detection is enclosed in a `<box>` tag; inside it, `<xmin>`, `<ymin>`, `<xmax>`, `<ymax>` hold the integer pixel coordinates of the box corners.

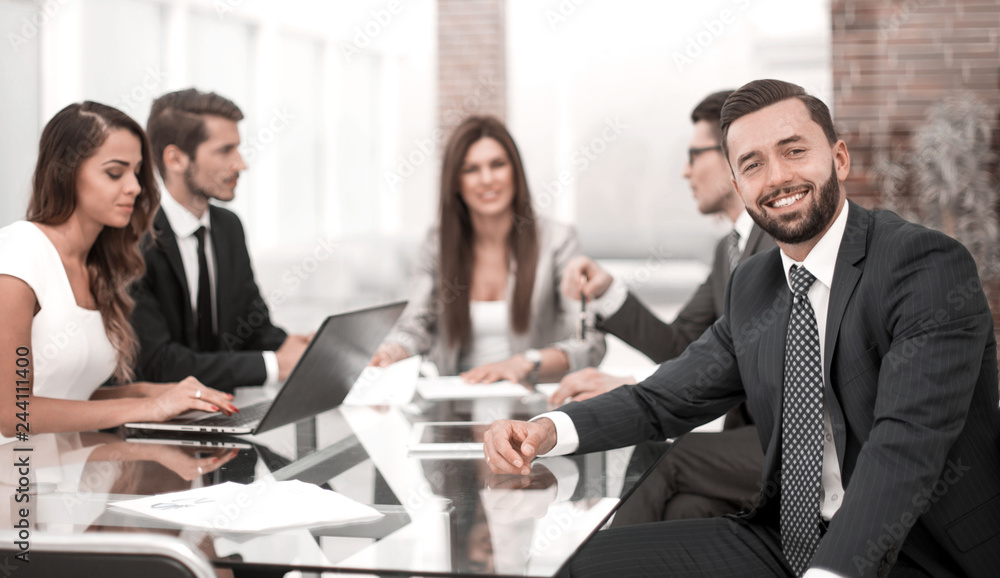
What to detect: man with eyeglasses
<box><xmin>556</xmin><ymin>90</ymin><xmax>775</xmax><ymax>524</ymax></box>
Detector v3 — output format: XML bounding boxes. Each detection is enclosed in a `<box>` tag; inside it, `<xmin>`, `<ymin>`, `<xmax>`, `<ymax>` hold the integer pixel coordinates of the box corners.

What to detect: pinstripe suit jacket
<box><xmin>563</xmin><ymin>201</ymin><xmax>1000</xmax><ymax>577</ymax></box>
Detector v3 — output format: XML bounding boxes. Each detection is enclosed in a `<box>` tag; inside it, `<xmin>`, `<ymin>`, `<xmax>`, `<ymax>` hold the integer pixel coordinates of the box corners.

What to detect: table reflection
<box><xmin>1</xmin><ymin>397</ymin><xmax>662</xmax><ymax>576</ymax></box>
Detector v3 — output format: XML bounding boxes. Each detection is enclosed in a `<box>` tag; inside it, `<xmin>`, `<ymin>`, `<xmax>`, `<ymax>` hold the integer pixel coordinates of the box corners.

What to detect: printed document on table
<box><xmin>110</xmin><ymin>480</ymin><xmax>383</xmax><ymax>532</ymax></box>
<box><xmin>416</xmin><ymin>376</ymin><xmax>532</xmax><ymax>400</ymax></box>
<box><xmin>343</xmin><ymin>355</ymin><xmax>421</xmax><ymax>406</ymax></box>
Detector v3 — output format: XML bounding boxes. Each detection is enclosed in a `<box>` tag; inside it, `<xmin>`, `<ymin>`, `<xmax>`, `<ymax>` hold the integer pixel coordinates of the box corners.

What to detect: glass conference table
<box><xmin>3</xmin><ymin>392</ymin><xmax>670</xmax><ymax>577</ymax></box>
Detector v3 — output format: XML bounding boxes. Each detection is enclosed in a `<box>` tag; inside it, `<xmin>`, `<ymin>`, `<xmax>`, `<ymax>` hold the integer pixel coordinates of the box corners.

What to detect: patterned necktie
<box><xmin>194</xmin><ymin>226</ymin><xmax>215</xmax><ymax>351</ymax></box>
<box><xmin>727</xmin><ymin>229</ymin><xmax>742</xmax><ymax>273</ymax></box>
<box><xmin>780</xmin><ymin>265</ymin><xmax>825</xmax><ymax>576</ymax></box>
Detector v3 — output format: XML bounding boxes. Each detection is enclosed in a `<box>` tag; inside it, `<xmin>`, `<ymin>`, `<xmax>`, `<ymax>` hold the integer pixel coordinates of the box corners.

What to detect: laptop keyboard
<box><xmin>191</xmin><ymin>401</ymin><xmax>270</xmax><ymax>428</ymax></box>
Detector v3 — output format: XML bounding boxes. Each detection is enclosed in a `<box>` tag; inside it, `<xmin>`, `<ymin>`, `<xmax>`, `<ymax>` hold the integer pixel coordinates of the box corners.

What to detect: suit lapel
<box><xmin>153</xmin><ymin>210</ymin><xmax>192</xmax><ymax>305</ymax></box>
<box><xmin>153</xmin><ymin>210</ymin><xmax>198</xmax><ymax>346</ymax></box>
<box><xmin>823</xmin><ymin>200</ymin><xmax>869</xmax><ymax>467</ymax></box>
<box><xmin>758</xmin><ymin>259</ymin><xmax>793</xmax><ymax>483</ymax></box>
<box><xmin>741</xmin><ymin>224</ymin><xmax>766</xmax><ymax>262</ymax></box>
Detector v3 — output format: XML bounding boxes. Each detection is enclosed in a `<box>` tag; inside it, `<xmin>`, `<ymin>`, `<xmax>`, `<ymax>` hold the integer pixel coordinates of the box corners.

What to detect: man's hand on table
<box><xmin>550</xmin><ymin>367</ymin><xmax>636</xmax><ymax>405</ymax></box>
<box><xmin>483</xmin><ymin>418</ymin><xmax>557</xmax><ymax>476</ymax></box>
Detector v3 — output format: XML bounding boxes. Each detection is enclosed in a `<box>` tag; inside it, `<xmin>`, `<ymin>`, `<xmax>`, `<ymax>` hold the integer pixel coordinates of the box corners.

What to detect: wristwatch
<box><xmin>522</xmin><ymin>349</ymin><xmax>543</xmax><ymax>381</ymax></box>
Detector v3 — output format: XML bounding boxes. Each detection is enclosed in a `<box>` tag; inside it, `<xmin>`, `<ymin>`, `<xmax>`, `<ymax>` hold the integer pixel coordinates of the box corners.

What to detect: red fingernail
<box><xmin>231</xmin><ymin>406</ymin><xmax>240</xmax><ymax>413</ymax></box>
<box><xmin>210</xmin><ymin>405</ymin><xmax>219</xmax><ymax>412</ymax></box>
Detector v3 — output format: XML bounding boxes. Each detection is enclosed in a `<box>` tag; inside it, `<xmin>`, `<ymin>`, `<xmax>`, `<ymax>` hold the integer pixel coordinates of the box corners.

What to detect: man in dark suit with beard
<box><xmin>132</xmin><ymin>89</ymin><xmax>310</xmax><ymax>393</ymax></box>
<box><xmin>484</xmin><ymin>79</ymin><xmax>1000</xmax><ymax>577</ymax></box>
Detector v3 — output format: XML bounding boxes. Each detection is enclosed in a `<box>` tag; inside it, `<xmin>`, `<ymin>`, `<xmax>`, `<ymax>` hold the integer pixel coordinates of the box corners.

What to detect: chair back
<box><xmin>0</xmin><ymin>531</ymin><xmax>216</xmax><ymax>578</ymax></box>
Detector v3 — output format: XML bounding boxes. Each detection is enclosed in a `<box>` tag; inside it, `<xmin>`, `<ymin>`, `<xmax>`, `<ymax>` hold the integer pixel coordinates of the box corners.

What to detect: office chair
<box><xmin>0</xmin><ymin>531</ymin><xmax>216</xmax><ymax>578</ymax></box>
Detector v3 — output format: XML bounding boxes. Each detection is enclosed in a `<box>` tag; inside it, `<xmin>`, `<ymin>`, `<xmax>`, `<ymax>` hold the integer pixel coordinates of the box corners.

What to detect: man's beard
<box><xmin>747</xmin><ymin>163</ymin><xmax>840</xmax><ymax>245</ymax></box>
<box><xmin>183</xmin><ymin>163</ymin><xmax>213</xmax><ymax>201</ymax></box>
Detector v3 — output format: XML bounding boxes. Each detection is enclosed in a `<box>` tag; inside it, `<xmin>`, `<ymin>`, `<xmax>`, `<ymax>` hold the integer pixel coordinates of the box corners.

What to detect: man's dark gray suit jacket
<box><xmin>132</xmin><ymin>207</ymin><xmax>287</xmax><ymax>392</ymax></box>
<box><xmin>599</xmin><ymin>223</ymin><xmax>775</xmax><ymax>427</ymax></box>
<box><xmin>564</xmin><ymin>201</ymin><xmax>1000</xmax><ymax>577</ymax></box>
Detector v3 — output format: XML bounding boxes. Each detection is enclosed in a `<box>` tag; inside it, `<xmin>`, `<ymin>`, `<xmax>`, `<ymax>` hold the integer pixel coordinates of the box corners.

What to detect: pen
<box><xmin>578</xmin><ymin>274</ymin><xmax>587</xmax><ymax>342</ymax></box>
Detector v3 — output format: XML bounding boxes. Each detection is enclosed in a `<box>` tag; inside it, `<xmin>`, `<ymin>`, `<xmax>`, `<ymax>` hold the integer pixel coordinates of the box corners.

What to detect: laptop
<box><xmin>125</xmin><ymin>301</ymin><xmax>407</xmax><ymax>435</ymax></box>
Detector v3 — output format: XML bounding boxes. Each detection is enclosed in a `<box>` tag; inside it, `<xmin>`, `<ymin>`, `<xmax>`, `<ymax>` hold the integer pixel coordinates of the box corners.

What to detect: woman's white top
<box><xmin>0</xmin><ymin>221</ymin><xmax>117</xmax><ymax>403</ymax></box>
<box><xmin>458</xmin><ymin>300</ymin><xmax>512</xmax><ymax>372</ymax></box>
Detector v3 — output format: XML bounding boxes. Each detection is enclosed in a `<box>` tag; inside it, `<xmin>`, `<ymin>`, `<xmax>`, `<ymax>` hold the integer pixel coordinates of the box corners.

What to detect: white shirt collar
<box><xmin>733</xmin><ymin>210</ymin><xmax>755</xmax><ymax>244</ymax></box>
<box><xmin>779</xmin><ymin>200</ymin><xmax>850</xmax><ymax>291</ymax></box>
<box><xmin>159</xmin><ymin>187</ymin><xmax>211</xmax><ymax>238</ymax></box>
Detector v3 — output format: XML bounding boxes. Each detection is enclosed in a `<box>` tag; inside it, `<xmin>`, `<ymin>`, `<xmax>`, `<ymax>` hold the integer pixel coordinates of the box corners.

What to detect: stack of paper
<box><xmin>110</xmin><ymin>481</ymin><xmax>383</xmax><ymax>532</ymax></box>
<box><xmin>343</xmin><ymin>355</ymin><xmax>421</xmax><ymax>406</ymax></box>
<box><xmin>416</xmin><ymin>377</ymin><xmax>532</xmax><ymax>400</ymax></box>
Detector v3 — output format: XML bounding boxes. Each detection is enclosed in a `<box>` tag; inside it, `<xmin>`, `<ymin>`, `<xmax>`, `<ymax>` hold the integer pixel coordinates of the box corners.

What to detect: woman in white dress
<box><xmin>0</xmin><ymin>102</ymin><xmax>237</xmax><ymax>440</ymax></box>
<box><xmin>370</xmin><ymin>116</ymin><xmax>605</xmax><ymax>381</ymax></box>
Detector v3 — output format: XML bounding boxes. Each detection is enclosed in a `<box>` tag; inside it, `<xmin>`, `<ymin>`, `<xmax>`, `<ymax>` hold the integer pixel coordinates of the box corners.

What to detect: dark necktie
<box><xmin>194</xmin><ymin>226</ymin><xmax>215</xmax><ymax>351</ymax></box>
<box><xmin>727</xmin><ymin>229</ymin><xmax>742</xmax><ymax>273</ymax></box>
<box><xmin>780</xmin><ymin>265</ymin><xmax>825</xmax><ymax>576</ymax></box>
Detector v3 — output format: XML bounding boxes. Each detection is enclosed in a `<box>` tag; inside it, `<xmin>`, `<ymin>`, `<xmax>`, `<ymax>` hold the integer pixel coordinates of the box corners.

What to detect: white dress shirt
<box><xmin>159</xmin><ymin>191</ymin><xmax>278</xmax><ymax>386</ymax></box>
<box><xmin>536</xmin><ymin>203</ymin><xmax>853</xmax><ymax>578</ymax></box>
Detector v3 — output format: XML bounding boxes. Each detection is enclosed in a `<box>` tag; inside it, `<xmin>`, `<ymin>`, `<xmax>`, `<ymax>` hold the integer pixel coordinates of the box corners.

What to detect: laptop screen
<box><xmin>255</xmin><ymin>301</ymin><xmax>406</xmax><ymax>434</ymax></box>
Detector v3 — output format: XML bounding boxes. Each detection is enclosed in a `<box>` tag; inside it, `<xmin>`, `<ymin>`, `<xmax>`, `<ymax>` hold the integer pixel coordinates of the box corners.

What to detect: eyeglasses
<box><xmin>688</xmin><ymin>145</ymin><xmax>722</xmax><ymax>165</ymax></box>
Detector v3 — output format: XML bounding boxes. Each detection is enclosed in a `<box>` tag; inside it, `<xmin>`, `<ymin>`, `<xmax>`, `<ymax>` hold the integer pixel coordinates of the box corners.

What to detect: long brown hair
<box><xmin>27</xmin><ymin>102</ymin><xmax>160</xmax><ymax>382</ymax></box>
<box><xmin>438</xmin><ymin>116</ymin><xmax>539</xmax><ymax>348</ymax></box>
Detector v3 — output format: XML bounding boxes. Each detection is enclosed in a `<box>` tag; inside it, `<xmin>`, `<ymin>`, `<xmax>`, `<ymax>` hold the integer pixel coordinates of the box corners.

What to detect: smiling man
<box><xmin>553</xmin><ymin>91</ymin><xmax>776</xmax><ymax>526</ymax></box>
<box><xmin>131</xmin><ymin>89</ymin><xmax>309</xmax><ymax>392</ymax></box>
<box><xmin>482</xmin><ymin>79</ymin><xmax>1000</xmax><ymax>577</ymax></box>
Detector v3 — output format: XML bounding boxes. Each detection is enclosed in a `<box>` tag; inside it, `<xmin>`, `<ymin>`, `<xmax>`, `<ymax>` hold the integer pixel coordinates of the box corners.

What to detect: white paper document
<box><xmin>110</xmin><ymin>480</ymin><xmax>383</xmax><ymax>532</ymax></box>
<box><xmin>416</xmin><ymin>377</ymin><xmax>532</xmax><ymax>400</ymax></box>
<box><xmin>343</xmin><ymin>355</ymin><xmax>421</xmax><ymax>406</ymax></box>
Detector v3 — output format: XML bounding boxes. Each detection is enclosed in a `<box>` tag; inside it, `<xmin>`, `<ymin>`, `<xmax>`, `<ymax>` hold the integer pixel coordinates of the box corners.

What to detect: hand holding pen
<box><xmin>561</xmin><ymin>256</ymin><xmax>615</xmax><ymax>302</ymax></box>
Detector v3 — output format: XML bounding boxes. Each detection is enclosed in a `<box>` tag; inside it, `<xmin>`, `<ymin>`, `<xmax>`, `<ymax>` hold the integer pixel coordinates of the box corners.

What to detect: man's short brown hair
<box><xmin>720</xmin><ymin>79</ymin><xmax>837</xmax><ymax>161</ymax></box>
<box><xmin>147</xmin><ymin>88</ymin><xmax>243</xmax><ymax>176</ymax></box>
<box><xmin>691</xmin><ymin>90</ymin><xmax>734</xmax><ymax>143</ymax></box>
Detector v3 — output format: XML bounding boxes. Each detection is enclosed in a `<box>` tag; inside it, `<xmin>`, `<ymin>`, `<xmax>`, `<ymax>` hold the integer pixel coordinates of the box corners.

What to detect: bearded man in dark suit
<box><xmin>483</xmin><ymin>79</ymin><xmax>1000</xmax><ymax>577</ymax></box>
<box><xmin>132</xmin><ymin>89</ymin><xmax>310</xmax><ymax>392</ymax></box>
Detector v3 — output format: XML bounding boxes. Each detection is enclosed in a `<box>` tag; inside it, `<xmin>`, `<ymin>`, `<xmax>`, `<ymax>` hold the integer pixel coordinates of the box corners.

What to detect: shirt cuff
<box><xmin>262</xmin><ymin>351</ymin><xmax>279</xmax><ymax>386</ymax></box>
<box><xmin>530</xmin><ymin>411</ymin><xmax>579</xmax><ymax>456</ymax></box>
<box><xmin>804</xmin><ymin>568</ymin><xmax>847</xmax><ymax>578</ymax></box>
<box><xmin>590</xmin><ymin>277</ymin><xmax>628</xmax><ymax>321</ymax></box>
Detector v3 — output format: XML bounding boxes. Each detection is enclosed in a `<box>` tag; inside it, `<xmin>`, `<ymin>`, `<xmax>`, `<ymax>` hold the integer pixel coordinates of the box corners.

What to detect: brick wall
<box><xmin>437</xmin><ymin>0</ymin><xmax>507</xmax><ymax>135</ymax></box>
<box><xmin>831</xmin><ymin>0</ymin><xmax>999</xmax><ymax>204</ymax></box>
<box><xmin>830</xmin><ymin>0</ymin><xmax>1000</xmax><ymax>339</ymax></box>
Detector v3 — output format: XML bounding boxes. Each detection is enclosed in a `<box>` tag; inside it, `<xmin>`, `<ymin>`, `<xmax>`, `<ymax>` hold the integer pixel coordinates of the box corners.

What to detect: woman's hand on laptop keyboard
<box><xmin>142</xmin><ymin>376</ymin><xmax>239</xmax><ymax>422</ymax></box>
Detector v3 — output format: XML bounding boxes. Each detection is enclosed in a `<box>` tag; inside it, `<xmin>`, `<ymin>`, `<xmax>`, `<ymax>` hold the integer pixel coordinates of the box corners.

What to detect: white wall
<box><xmin>507</xmin><ymin>0</ymin><xmax>832</xmax><ymax>260</ymax></box>
<box><xmin>0</xmin><ymin>0</ymin><xmax>438</xmax><ymax>249</ymax></box>
<box><xmin>1</xmin><ymin>0</ymin><xmax>46</xmax><ymax>222</ymax></box>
